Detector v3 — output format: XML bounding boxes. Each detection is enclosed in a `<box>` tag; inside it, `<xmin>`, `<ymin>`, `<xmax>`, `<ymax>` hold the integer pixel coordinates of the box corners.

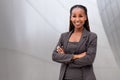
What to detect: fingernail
<box><xmin>57</xmin><ymin>46</ymin><xmax>60</xmax><ymax>49</ymax></box>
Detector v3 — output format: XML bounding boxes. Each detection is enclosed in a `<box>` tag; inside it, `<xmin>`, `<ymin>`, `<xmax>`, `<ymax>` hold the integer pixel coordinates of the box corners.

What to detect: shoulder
<box><xmin>88</xmin><ymin>31</ymin><xmax>97</xmax><ymax>39</ymax></box>
<box><xmin>58</xmin><ymin>32</ymin><xmax>70</xmax><ymax>40</ymax></box>
<box><xmin>60</xmin><ymin>32</ymin><xmax>69</xmax><ymax>37</ymax></box>
<box><xmin>57</xmin><ymin>32</ymin><xmax>70</xmax><ymax>43</ymax></box>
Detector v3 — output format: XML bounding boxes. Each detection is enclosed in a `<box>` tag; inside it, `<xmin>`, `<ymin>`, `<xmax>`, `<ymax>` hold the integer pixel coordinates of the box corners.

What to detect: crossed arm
<box><xmin>52</xmin><ymin>33</ymin><xmax>97</xmax><ymax>67</ymax></box>
<box><xmin>56</xmin><ymin>46</ymin><xmax>86</xmax><ymax>60</ymax></box>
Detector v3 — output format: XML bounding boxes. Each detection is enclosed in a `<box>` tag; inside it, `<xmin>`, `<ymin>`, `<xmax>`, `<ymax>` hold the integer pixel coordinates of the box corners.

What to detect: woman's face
<box><xmin>71</xmin><ymin>7</ymin><xmax>87</xmax><ymax>29</ymax></box>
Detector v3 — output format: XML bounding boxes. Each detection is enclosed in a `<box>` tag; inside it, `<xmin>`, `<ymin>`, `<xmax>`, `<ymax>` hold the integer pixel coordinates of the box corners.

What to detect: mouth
<box><xmin>75</xmin><ymin>22</ymin><xmax>80</xmax><ymax>25</ymax></box>
<box><xmin>74</xmin><ymin>22</ymin><xmax>81</xmax><ymax>26</ymax></box>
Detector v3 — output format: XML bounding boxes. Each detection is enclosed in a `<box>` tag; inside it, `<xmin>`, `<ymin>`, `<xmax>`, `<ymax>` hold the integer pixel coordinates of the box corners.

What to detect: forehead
<box><xmin>71</xmin><ymin>7</ymin><xmax>85</xmax><ymax>14</ymax></box>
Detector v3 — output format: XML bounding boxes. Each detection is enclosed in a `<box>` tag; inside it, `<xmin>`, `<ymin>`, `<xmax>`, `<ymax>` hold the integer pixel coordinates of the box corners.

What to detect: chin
<box><xmin>75</xmin><ymin>26</ymin><xmax>83</xmax><ymax>29</ymax></box>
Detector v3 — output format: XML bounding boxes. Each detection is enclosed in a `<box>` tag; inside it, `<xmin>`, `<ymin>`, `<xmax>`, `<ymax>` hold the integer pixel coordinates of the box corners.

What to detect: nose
<box><xmin>76</xmin><ymin>17</ymin><xmax>80</xmax><ymax>21</ymax></box>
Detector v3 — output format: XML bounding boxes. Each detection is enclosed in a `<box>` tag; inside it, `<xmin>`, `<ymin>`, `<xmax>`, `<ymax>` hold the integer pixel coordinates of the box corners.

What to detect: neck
<box><xmin>74</xmin><ymin>27</ymin><xmax>84</xmax><ymax>33</ymax></box>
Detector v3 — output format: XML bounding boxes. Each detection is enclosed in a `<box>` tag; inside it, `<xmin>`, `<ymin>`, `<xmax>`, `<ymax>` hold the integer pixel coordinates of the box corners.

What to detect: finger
<box><xmin>57</xmin><ymin>49</ymin><xmax>62</xmax><ymax>54</ymax></box>
<box><xmin>57</xmin><ymin>46</ymin><xmax>60</xmax><ymax>49</ymax></box>
<box><xmin>59</xmin><ymin>47</ymin><xmax>64</xmax><ymax>51</ymax></box>
<box><xmin>59</xmin><ymin>49</ymin><xmax>64</xmax><ymax>54</ymax></box>
<box><xmin>57</xmin><ymin>47</ymin><xmax>62</xmax><ymax>52</ymax></box>
<box><xmin>57</xmin><ymin>49</ymin><xmax>60</xmax><ymax>52</ymax></box>
<box><xmin>83</xmin><ymin>52</ymin><xmax>87</xmax><ymax>55</ymax></box>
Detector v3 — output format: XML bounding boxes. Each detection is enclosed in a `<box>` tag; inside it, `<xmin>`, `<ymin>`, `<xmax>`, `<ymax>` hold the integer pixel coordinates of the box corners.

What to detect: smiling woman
<box><xmin>70</xmin><ymin>7</ymin><xmax>87</xmax><ymax>31</ymax></box>
<box><xmin>52</xmin><ymin>5</ymin><xmax>97</xmax><ymax>80</ymax></box>
<box><xmin>69</xmin><ymin>6</ymin><xmax>87</xmax><ymax>43</ymax></box>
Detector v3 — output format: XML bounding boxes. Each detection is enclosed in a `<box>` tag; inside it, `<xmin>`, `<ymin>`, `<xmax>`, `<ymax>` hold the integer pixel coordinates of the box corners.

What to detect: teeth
<box><xmin>75</xmin><ymin>23</ymin><xmax>80</xmax><ymax>25</ymax></box>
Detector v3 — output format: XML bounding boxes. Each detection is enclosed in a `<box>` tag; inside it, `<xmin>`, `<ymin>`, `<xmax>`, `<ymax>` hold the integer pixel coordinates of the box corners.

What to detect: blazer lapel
<box><xmin>76</xmin><ymin>28</ymin><xmax>89</xmax><ymax>52</ymax></box>
<box><xmin>63</xmin><ymin>30</ymin><xmax>73</xmax><ymax>51</ymax></box>
<box><xmin>63</xmin><ymin>28</ymin><xmax>89</xmax><ymax>53</ymax></box>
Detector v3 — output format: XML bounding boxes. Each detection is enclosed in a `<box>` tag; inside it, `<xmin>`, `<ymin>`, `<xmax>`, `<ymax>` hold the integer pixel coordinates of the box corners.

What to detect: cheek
<box><xmin>70</xmin><ymin>17</ymin><xmax>73</xmax><ymax>21</ymax></box>
<box><xmin>70</xmin><ymin>17</ymin><xmax>75</xmax><ymax>22</ymax></box>
<box><xmin>84</xmin><ymin>16</ymin><xmax>87</xmax><ymax>22</ymax></box>
<box><xmin>82</xmin><ymin>18</ymin><xmax>87</xmax><ymax>22</ymax></box>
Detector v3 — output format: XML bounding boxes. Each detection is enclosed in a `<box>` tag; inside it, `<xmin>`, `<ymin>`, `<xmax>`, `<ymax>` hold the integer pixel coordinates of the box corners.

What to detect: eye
<box><xmin>79</xmin><ymin>15</ymin><xmax>83</xmax><ymax>17</ymax></box>
<box><xmin>72</xmin><ymin>15</ymin><xmax>76</xmax><ymax>18</ymax></box>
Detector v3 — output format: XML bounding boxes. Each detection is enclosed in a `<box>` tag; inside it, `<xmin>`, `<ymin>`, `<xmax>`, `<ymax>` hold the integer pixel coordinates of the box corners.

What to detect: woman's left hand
<box><xmin>56</xmin><ymin>46</ymin><xmax>65</xmax><ymax>54</ymax></box>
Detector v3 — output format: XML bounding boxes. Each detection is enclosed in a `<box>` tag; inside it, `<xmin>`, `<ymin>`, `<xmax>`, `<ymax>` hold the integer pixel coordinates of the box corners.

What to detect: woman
<box><xmin>52</xmin><ymin>5</ymin><xmax>97</xmax><ymax>80</ymax></box>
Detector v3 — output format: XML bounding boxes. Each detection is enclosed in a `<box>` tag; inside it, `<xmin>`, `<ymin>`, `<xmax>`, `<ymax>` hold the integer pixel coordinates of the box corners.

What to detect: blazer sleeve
<box><xmin>52</xmin><ymin>33</ymin><xmax>74</xmax><ymax>63</ymax></box>
<box><xmin>69</xmin><ymin>33</ymin><xmax>97</xmax><ymax>67</ymax></box>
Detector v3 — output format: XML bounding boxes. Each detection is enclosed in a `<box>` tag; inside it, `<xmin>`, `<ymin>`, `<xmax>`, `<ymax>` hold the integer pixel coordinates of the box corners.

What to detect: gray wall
<box><xmin>0</xmin><ymin>0</ymin><xmax>120</xmax><ymax>80</ymax></box>
<box><xmin>97</xmin><ymin>0</ymin><xmax>120</xmax><ymax>67</ymax></box>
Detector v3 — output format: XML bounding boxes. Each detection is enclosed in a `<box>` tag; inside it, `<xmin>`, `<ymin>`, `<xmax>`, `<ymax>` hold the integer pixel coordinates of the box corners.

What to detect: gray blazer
<box><xmin>52</xmin><ymin>28</ymin><xmax>97</xmax><ymax>80</ymax></box>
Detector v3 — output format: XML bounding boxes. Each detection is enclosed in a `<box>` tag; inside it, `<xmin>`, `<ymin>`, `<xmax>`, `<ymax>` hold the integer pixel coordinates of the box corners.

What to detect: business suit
<box><xmin>52</xmin><ymin>28</ymin><xmax>97</xmax><ymax>80</ymax></box>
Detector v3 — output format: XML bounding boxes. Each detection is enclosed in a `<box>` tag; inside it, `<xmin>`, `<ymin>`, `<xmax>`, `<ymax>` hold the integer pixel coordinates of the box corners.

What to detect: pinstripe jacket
<box><xmin>52</xmin><ymin>28</ymin><xmax>97</xmax><ymax>80</ymax></box>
